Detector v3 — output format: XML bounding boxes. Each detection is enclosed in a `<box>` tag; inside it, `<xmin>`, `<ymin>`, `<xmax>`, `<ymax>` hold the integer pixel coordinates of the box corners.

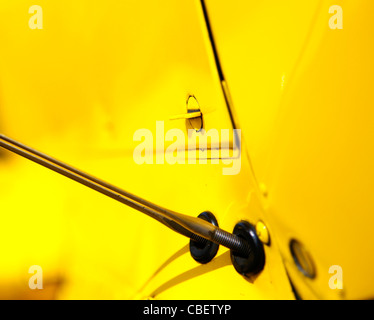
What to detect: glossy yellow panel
<box><xmin>206</xmin><ymin>0</ymin><xmax>374</xmax><ymax>299</ymax></box>
<box><xmin>0</xmin><ymin>0</ymin><xmax>234</xmax><ymax>157</ymax></box>
<box><xmin>0</xmin><ymin>1</ymin><xmax>293</xmax><ymax>299</ymax></box>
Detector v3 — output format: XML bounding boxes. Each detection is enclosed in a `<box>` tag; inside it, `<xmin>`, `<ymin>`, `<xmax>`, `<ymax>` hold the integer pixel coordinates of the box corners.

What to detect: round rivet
<box><xmin>290</xmin><ymin>239</ymin><xmax>316</xmax><ymax>279</ymax></box>
<box><xmin>256</xmin><ymin>220</ymin><xmax>270</xmax><ymax>245</ymax></box>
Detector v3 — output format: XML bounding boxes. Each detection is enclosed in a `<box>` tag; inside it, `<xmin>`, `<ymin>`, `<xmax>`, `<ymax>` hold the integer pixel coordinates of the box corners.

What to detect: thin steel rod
<box><xmin>0</xmin><ymin>134</ymin><xmax>250</xmax><ymax>257</ymax></box>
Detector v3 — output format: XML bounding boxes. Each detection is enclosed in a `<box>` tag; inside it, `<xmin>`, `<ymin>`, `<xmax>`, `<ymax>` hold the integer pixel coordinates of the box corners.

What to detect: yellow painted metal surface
<box><xmin>0</xmin><ymin>0</ymin><xmax>372</xmax><ymax>300</ymax></box>
<box><xmin>206</xmin><ymin>0</ymin><xmax>374</xmax><ymax>299</ymax></box>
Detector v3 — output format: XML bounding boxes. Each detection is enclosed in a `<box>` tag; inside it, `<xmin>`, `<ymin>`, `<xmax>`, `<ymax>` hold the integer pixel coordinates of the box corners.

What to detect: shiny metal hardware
<box><xmin>0</xmin><ymin>134</ymin><xmax>252</xmax><ymax>261</ymax></box>
<box><xmin>170</xmin><ymin>95</ymin><xmax>203</xmax><ymax>131</ymax></box>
